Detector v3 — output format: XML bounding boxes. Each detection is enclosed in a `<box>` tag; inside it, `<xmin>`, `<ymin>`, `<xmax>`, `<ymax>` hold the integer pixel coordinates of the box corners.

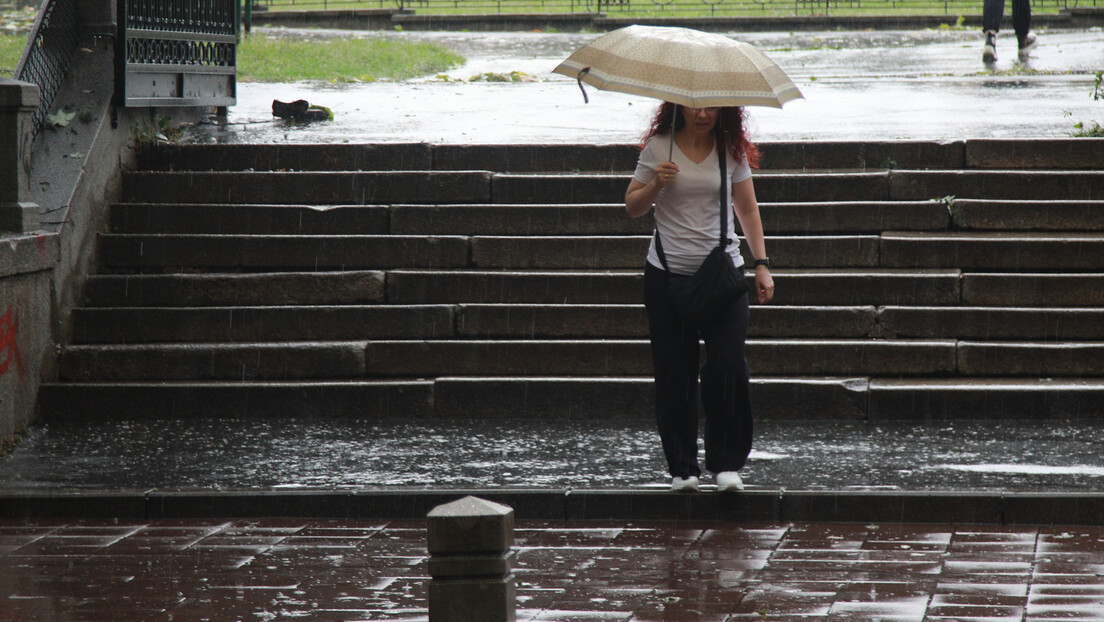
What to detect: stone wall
<box><xmin>0</xmin><ymin>2</ymin><xmax>206</xmax><ymax>441</ymax></box>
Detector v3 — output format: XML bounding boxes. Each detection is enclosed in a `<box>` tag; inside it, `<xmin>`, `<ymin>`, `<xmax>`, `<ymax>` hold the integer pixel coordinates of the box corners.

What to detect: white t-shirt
<box><xmin>633</xmin><ymin>134</ymin><xmax>752</xmax><ymax>276</ymax></box>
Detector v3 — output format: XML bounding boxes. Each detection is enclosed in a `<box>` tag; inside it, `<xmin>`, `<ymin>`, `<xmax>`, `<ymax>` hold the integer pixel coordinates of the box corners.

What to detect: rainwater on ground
<box><xmin>3</xmin><ymin>418</ymin><xmax>1104</xmax><ymax>492</ymax></box>
<box><xmin>198</xmin><ymin>28</ymin><xmax>1104</xmax><ymax>144</ymax></box>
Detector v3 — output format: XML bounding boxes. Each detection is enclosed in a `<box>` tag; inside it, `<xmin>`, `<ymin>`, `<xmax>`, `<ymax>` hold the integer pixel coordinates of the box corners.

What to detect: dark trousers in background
<box><xmin>983</xmin><ymin>0</ymin><xmax>1031</xmax><ymax>39</ymax></box>
<box><xmin>643</xmin><ymin>263</ymin><xmax>754</xmax><ymax>479</ymax></box>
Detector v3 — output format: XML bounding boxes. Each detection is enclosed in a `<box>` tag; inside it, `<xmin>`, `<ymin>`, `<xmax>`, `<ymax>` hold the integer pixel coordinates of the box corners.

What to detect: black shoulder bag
<box><xmin>654</xmin><ymin>142</ymin><xmax>749</xmax><ymax>326</ymax></box>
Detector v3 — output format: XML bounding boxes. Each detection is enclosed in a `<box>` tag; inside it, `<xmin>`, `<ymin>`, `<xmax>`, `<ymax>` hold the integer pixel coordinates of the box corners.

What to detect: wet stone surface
<box><xmin>3</xmin><ymin>518</ymin><xmax>1104</xmax><ymax>621</ymax></box>
<box><xmin>3</xmin><ymin>418</ymin><xmax>1104</xmax><ymax>491</ymax></box>
<box><xmin>197</xmin><ymin>28</ymin><xmax>1104</xmax><ymax>145</ymax></box>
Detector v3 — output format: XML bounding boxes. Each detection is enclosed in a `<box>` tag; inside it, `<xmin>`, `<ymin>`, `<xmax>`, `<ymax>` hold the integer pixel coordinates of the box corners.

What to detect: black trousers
<box><xmin>983</xmin><ymin>0</ymin><xmax>1031</xmax><ymax>38</ymax></box>
<box><xmin>643</xmin><ymin>262</ymin><xmax>753</xmax><ymax>479</ymax></box>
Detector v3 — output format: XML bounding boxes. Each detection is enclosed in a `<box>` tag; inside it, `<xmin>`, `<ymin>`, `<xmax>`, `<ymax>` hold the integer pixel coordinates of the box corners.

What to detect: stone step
<box><xmin>362</xmin><ymin>339</ymin><xmax>1104</xmax><ymax>377</ymax></box>
<box><xmin>122</xmin><ymin>171</ymin><xmax>494</xmax><ymax>205</ymax></box>
<box><xmin>951</xmin><ymin>200</ymin><xmax>1104</xmax><ymax>231</ymax></box>
<box><xmin>109</xmin><ymin>200</ymin><xmax>1104</xmax><ymax>237</ymax></box>
<box><xmin>71</xmin><ymin>305</ymin><xmax>456</xmax><ymax>343</ymax></box>
<box><xmin>83</xmin><ymin>271</ymin><xmax>386</xmax><ymax>307</ymax></box>
<box><xmin>97</xmin><ymin>234</ymin><xmax>898</xmax><ymax>270</ymax></box>
<box><xmin>881</xmin><ymin>232</ymin><xmax>1104</xmax><ymax>270</ymax></box>
<box><xmin>110</xmin><ymin>204</ymin><xmax>392</xmax><ymax>235</ymax></box>
<box><xmin>490</xmin><ymin>170</ymin><xmax>1104</xmax><ymax>205</ymax></box>
<box><xmin>135</xmin><ymin>140</ymin><xmax>1103</xmax><ymax>174</ymax></box>
<box><xmin>359</xmin><ymin>339</ymin><xmax>958</xmax><ymax>377</ymax></box>
<box><xmin>110</xmin><ymin>201</ymin><xmax>961</xmax><ymax>237</ymax></box>
<box><xmin>70</xmin><ymin>304</ymin><xmax>1104</xmax><ymax>344</ymax></box>
<box><xmin>82</xmin><ymin>269</ymin><xmax>1104</xmax><ymax>308</ymax></box>
<box><xmin>70</xmin><ymin>305</ymin><xmax>883</xmax><ymax>343</ymax></box>
<box><xmin>97</xmin><ymin>234</ymin><xmax>472</xmax><ymax>270</ymax></box>
<box><xmin>963</xmin><ymin>273</ymin><xmax>1104</xmax><ymax>307</ymax></box>
<box><xmin>59</xmin><ymin>342</ymin><xmax>371</xmax><ymax>382</ymax></box>
<box><xmin>889</xmin><ymin>170</ymin><xmax>1104</xmax><ymax>201</ymax></box>
<box><xmin>387</xmin><ymin>269</ymin><xmax>964</xmax><ymax>305</ymax></box>
<box><xmin>492</xmin><ymin>171</ymin><xmax>894</xmax><ymax>204</ymax></box>
<box><xmin>38</xmin><ymin>380</ymin><xmax>437</xmax><ymax>419</ymax></box>
<box><xmin>59</xmin><ymin>339</ymin><xmax>969</xmax><ymax>380</ymax></box>
<box><xmin>37</xmin><ymin>376</ymin><xmax>1104</xmax><ymax>421</ymax></box>
<box><xmin>879</xmin><ymin>307</ymin><xmax>1104</xmax><ymax>340</ymax></box>
<box><xmin>35</xmin><ymin>377</ymin><xmax>859</xmax><ymax>420</ymax></box>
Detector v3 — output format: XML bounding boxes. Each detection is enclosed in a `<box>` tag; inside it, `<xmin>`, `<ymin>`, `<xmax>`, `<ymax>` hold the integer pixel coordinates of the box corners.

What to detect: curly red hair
<box><xmin>639</xmin><ymin>102</ymin><xmax>759</xmax><ymax>168</ymax></box>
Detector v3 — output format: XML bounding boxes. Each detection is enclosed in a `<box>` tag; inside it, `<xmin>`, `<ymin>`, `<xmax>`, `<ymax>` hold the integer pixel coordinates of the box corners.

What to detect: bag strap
<box><xmin>655</xmin><ymin>134</ymin><xmax>730</xmax><ymax>272</ymax></box>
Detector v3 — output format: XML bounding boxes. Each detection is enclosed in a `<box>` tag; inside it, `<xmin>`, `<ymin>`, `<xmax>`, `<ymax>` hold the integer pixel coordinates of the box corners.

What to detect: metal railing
<box><xmin>249</xmin><ymin>0</ymin><xmax>1096</xmax><ymax>15</ymax></box>
<box><xmin>116</xmin><ymin>0</ymin><xmax>237</xmax><ymax>108</ymax></box>
<box><xmin>14</xmin><ymin>0</ymin><xmax>79</xmax><ymax>138</ymax></box>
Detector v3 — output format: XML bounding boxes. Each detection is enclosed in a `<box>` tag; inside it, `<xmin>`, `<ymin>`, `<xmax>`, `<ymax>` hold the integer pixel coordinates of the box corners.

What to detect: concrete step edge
<box><xmin>1</xmin><ymin>488</ymin><xmax>1101</xmax><ymax>524</ymax></box>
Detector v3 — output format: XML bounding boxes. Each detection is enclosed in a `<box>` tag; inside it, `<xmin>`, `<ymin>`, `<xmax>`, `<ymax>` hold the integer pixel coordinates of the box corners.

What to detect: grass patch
<box><xmin>1</xmin><ymin>32</ymin><xmax>28</xmax><ymax>77</ymax></box>
<box><xmin>237</xmin><ymin>34</ymin><xmax>464</xmax><ymax>82</ymax></box>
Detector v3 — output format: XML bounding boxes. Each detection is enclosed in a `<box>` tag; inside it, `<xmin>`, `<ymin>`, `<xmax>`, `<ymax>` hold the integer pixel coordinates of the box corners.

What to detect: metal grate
<box><xmin>117</xmin><ymin>0</ymin><xmax>237</xmax><ymax>108</ymax></box>
<box><xmin>15</xmin><ymin>0</ymin><xmax>80</xmax><ymax>139</ymax></box>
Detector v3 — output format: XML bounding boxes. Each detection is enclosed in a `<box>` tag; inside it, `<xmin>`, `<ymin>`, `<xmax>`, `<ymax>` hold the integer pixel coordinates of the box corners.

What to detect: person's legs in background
<box><xmin>981</xmin><ymin>0</ymin><xmax>1004</xmax><ymax>62</ymax></box>
<box><xmin>1012</xmin><ymin>0</ymin><xmax>1037</xmax><ymax>60</ymax></box>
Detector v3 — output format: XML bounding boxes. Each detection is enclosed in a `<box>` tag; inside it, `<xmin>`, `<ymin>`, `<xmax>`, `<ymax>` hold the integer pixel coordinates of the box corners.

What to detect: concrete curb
<box><xmin>3</xmin><ymin>488</ymin><xmax>1103</xmax><ymax>525</ymax></box>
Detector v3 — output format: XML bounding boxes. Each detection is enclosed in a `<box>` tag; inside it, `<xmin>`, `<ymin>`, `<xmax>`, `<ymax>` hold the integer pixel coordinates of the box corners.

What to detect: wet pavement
<box><xmin>4</xmin><ymin>418</ymin><xmax>1104</xmax><ymax>493</ymax></box>
<box><xmin>4</xmin><ymin>517</ymin><xmax>1104</xmax><ymax>621</ymax></box>
<box><xmin>201</xmin><ymin>28</ymin><xmax>1104</xmax><ymax>145</ymax></box>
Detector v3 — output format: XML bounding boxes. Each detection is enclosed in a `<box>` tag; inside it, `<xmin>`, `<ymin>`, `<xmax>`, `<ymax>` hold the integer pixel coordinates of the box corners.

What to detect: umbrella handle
<box><xmin>576</xmin><ymin>68</ymin><xmax>590</xmax><ymax>104</ymax></box>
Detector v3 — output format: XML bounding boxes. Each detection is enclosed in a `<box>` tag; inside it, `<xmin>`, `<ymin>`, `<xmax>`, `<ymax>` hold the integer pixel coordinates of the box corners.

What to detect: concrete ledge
<box><xmin>0</xmin><ymin>233</ymin><xmax>60</xmax><ymax>278</ymax></box>
<box><xmin>6</xmin><ymin>488</ymin><xmax>1104</xmax><ymax>525</ymax></box>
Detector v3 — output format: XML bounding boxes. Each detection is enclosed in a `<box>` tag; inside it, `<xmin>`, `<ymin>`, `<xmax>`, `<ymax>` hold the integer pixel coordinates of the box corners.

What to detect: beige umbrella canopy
<box><xmin>553</xmin><ymin>25</ymin><xmax>803</xmax><ymax>109</ymax></box>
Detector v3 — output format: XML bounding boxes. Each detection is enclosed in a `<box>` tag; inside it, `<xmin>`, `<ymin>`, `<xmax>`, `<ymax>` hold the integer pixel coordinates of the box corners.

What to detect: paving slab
<box><xmin>3</xmin><ymin>518</ymin><xmax>1104</xmax><ymax>621</ymax></box>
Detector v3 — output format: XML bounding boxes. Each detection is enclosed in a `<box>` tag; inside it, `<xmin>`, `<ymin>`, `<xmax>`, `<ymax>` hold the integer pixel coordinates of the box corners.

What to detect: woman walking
<box><xmin>625</xmin><ymin>102</ymin><xmax>774</xmax><ymax>492</ymax></box>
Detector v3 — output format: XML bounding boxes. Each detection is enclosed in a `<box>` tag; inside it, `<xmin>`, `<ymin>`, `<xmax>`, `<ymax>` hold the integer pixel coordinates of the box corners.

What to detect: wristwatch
<box><xmin>753</xmin><ymin>258</ymin><xmax>771</xmax><ymax>269</ymax></box>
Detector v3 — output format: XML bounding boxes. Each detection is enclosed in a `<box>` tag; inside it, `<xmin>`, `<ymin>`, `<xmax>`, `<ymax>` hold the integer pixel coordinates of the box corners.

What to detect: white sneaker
<box><xmin>982</xmin><ymin>32</ymin><xmax>997</xmax><ymax>63</ymax></box>
<box><xmin>1018</xmin><ymin>32</ymin><xmax>1038</xmax><ymax>61</ymax></box>
<box><xmin>716</xmin><ymin>471</ymin><xmax>745</xmax><ymax>492</ymax></box>
<box><xmin>671</xmin><ymin>476</ymin><xmax>700</xmax><ymax>492</ymax></box>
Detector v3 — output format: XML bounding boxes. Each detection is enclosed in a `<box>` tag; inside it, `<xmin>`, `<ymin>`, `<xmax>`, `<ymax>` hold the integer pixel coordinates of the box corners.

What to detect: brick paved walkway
<box><xmin>3</xmin><ymin>518</ymin><xmax>1103</xmax><ymax>621</ymax></box>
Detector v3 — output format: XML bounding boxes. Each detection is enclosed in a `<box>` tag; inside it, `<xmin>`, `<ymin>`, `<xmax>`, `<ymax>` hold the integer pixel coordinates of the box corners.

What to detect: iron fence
<box><xmin>14</xmin><ymin>0</ymin><xmax>79</xmax><ymax>138</ymax></box>
<box><xmin>116</xmin><ymin>0</ymin><xmax>237</xmax><ymax>107</ymax></box>
<box><xmin>249</xmin><ymin>0</ymin><xmax>1096</xmax><ymax>15</ymax></box>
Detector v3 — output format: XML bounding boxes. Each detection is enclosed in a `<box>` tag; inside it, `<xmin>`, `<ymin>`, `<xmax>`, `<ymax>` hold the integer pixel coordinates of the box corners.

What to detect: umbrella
<box><xmin>552</xmin><ymin>25</ymin><xmax>803</xmax><ymax>110</ymax></box>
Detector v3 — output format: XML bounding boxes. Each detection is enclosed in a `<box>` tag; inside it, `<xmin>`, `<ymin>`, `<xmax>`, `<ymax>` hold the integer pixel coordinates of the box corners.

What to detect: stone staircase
<box><xmin>37</xmin><ymin>139</ymin><xmax>1104</xmax><ymax>421</ymax></box>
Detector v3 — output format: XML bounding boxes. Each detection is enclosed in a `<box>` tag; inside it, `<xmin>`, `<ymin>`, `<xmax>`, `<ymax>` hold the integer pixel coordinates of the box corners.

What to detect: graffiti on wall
<box><xmin>0</xmin><ymin>307</ymin><xmax>26</xmax><ymax>380</ymax></box>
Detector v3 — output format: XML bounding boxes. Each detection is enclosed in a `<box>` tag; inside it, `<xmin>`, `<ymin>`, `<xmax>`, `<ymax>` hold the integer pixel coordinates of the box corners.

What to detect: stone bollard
<box><xmin>426</xmin><ymin>496</ymin><xmax>516</xmax><ymax>622</ymax></box>
<box><xmin>0</xmin><ymin>78</ymin><xmax>41</xmax><ymax>233</ymax></box>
